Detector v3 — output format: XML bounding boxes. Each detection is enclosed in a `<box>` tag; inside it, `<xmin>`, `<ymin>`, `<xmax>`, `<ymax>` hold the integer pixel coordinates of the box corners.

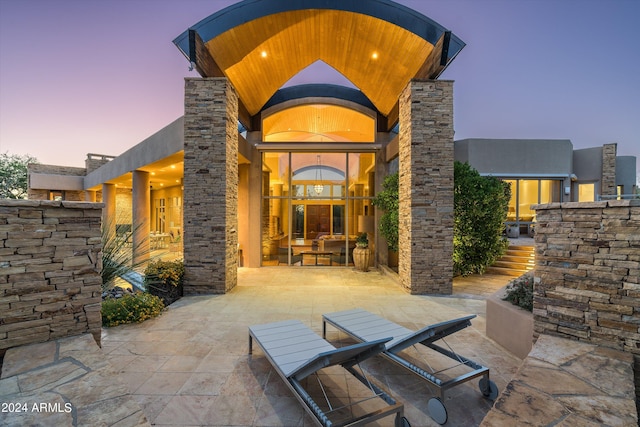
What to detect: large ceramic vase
<box><xmin>353</xmin><ymin>246</ymin><xmax>370</xmax><ymax>272</ymax></box>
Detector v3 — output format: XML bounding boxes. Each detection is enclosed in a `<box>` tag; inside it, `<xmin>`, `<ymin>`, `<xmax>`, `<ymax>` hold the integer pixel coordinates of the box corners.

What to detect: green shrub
<box><xmin>454</xmin><ymin>161</ymin><xmax>511</xmax><ymax>276</ymax></box>
<box><xmin>503</xmin><ymin>274</ymin><xmax>534</xmax><ymax>312</ymax></box>
<box><xmin>101</xmin><ymin>292</ymin><xmax>164</xmax><ymax>327</ymax></box>
<box><xmin>144</xmin><ymin>259</ymin><xmax>185</xmax><ymax>306</ymax></box>
<box><xmin>372</xmin><ymin>172</ymin><xmax>399</xmax><ymax>252</ymax></box>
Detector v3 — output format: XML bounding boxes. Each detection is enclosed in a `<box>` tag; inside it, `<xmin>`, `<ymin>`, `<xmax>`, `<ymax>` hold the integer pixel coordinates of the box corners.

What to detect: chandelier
<box><xmin>313</xmin><ymin>155</ymin><xmax>324</xmax><ymax>195</ymax></box>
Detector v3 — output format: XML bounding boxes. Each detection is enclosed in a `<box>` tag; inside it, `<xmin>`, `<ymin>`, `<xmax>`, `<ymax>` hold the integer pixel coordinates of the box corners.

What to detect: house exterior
<box><xmin>454</xmin><ymin>139</ymin><xmax>637</xmax><ymax>236</ymax></box>
<box><xmin>26</xmin><ymin>0</ymin><xmax>636</xmax><ymax>295</ymax></box>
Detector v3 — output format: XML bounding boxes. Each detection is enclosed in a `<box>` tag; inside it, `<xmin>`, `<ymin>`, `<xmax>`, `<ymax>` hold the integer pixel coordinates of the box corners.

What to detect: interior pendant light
<box><xmin>314</xmin><ymin>155</ymin><xmax>324</xmax><ymax>195</ymax></box>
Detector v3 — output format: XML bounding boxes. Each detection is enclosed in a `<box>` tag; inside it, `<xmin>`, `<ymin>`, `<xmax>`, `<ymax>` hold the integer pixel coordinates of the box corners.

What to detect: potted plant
<box><xmin>356</xmin><ymin>232</ymin><xmax>368</xmax><ymax>248</ymax></box>
<box><xmin>353</xmin><ymin>233</ymin><xmax>371</xmax><ymax>272</ymax></box>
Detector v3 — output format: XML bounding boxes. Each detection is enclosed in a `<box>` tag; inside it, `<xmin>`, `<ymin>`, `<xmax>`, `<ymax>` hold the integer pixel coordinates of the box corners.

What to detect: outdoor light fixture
<box><xmin>314</xmin><ymin>155</ymin><xmax>324</xmax><ymax>195</ymax></box>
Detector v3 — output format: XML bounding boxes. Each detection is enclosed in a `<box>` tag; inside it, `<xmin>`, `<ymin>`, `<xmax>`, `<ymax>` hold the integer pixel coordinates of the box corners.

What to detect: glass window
<box><xmin>155</xmin><ymin>198</ymin><xmax>166</xmax><ymax>232</ymax></box>
<box><xmin>49</xmin><ymin>190</ymin><xmax>64</xmax><ymax>201</ymax></box>
<box><xmin>518</xmin><ymin>180</ymin><xmax>538</xmax><ymax>222</ymax></box>
<box><xmin>263</xmin><ymin>152</ymin><xmax>290</xmax><ymax>197</ymax></box>
<box><xmin>579</xmin><ymin>183</ymin><xmax>595</xmax><ymax>202</ymax></box>
<box><xmin>262</xmin><ymin>151</ymin><xmax>375</xmax><ymax>266</ymax></box>
<box><xmin>540</xmin><ymin>180</ymin><xmax>561</xmax><ymax>204</ymax></box>
<box><xmin>504</xmin><ymin>179</ymin><xmax>561</xmax><ymax>223</ymax></box>
<box><xmin>504</xmin><ymin>180</ymin><xmax>517</xmax><ymax>221</ymax></box>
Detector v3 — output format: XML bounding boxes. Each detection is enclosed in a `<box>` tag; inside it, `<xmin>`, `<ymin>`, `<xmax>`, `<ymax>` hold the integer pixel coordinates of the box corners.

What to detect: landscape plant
<box><xmin>100</xmin><ymin>218</ymin><xmax>148</xmax><ymax>291</ymax></box>
<box><xmin>371</xmin><ymin>172</ymin><xmax>399</xmax><ymax>252</ymax></box>
<box><xmin>101</xmin><ymin>292</ymin><xmax>164</xmax><ymax>327</ymax></box>
<box><xmin>454</xmin><ymin>161</ymin><xmax>511</xmax><ymax>276</ymax></box>
<box><xmin>355</xmin><ymin>232</ymin><xmax>368</xmax><ymax>248</ymax></box>
<box><xmin>144</xmin><ymin>259</ymin><xmax>185</xmax><ymax>306</ymax></box>
<box><xmin>0</xmin><ymin>152</ymin><xmax>37</xmax><ymax>199</ymax></box>
<box><xmin>503</xmin><ymin>274</ymin><xmax>534</xmax><ymax>312</ymax></box>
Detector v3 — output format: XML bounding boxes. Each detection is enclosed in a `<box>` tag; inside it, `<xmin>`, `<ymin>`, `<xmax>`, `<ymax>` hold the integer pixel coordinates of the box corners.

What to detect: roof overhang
<box><xmin>174</xmin><ymin>0</ymin><xmax>464</xmax><ymax>118</ymax></box>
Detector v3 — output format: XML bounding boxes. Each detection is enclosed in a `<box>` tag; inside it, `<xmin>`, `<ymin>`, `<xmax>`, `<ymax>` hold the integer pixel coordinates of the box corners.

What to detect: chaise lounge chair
<box><xmin>322</xmin><ymin>309</ymin><xmax>498</xmax><ymax>425</ymax></box>
<box><xmin>248</xmin><ymin>319</ymin><xmax>411</xmax><ymax>427</ymax></box>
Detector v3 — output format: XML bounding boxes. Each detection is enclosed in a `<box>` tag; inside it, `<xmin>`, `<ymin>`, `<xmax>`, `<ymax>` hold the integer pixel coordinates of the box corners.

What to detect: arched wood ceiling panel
<box><xmin>263</xmin><ymin>104</ymin><xmax>375</xmax><ymax>142</ymax></box>
<box><xmin>204</xmin><ymin>10</ymin><xmax>435</xmax><ymax>116</ymax></box>
<box><xmin>175</xmin><ymin>0</ymin><xmax>465</xmax><ymax>119</ymax></box>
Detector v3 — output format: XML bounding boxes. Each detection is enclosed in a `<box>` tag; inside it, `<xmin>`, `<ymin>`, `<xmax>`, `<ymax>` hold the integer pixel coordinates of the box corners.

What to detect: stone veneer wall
<box><xmin>27</xmin><ymin>164</ymin><xmax>88</xmax><ymax>201</ymax></box>
<box><xmin>183</xmin><ymin>78</ymin><xmax>238</xmax><ymax>294</ymax></box>
<box><xmin>0</xmin><ymin>200</ymin><xmax>103</xmax><ymax>356</ymax></box>
<box><xmin>533</xmin><ymin>200</ymin><xmax>640</xmax><ymax>398</ymax></box>
<box><xmin>398</xmin><ymin>80</ymin><xmax>454</xmax><ymax>294</ymax></box>
<box><xmin>85</xmin><ymin>154</ymin><xmax>115</xmax><ymax>174</ymax></box>
<box><xmin>601</xmin><ymin>143</ymin><xmax>617</xmax><ymax>197</ymax></box>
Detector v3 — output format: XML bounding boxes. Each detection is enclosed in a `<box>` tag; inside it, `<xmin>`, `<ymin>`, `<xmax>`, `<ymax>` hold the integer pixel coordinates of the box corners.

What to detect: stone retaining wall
<box><xmin>0</xmin><ymin>200</ymin><xmax>103</xmax><ymax>356</ymax></box>
<box><xmin>533</xmin><ymin>199</ymin><xmax>640</xmax><ymax>402</ymax></box>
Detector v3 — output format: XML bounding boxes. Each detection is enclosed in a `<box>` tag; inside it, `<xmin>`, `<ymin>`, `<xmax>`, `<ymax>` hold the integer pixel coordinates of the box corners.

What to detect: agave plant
<box><xmin>100</xmin><ymin>218</ymin><xmax>150</xmax><ymax>291</ymax></box>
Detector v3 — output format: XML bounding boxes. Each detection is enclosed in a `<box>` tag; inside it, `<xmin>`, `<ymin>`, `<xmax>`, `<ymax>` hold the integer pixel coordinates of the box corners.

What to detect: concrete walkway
<box><xmin>2</xmin><ymin>268</ymin><xmax>519</xmax><ymax>426</ymax></box>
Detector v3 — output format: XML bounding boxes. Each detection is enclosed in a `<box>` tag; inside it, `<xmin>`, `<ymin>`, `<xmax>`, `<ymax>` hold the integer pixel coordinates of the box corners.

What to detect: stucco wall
<box><xmin>0</xmin><ymin>200</ymin><xmax>103</xmax><ymax>355</ymax></box>
<box><xmin>617</xmin><ymin>156</ymin><xmax>637</xmax><ymax>194</ymax></box>
<box><xmin>455</xmin><ymin>139</ymin><xmax>573</xmax><ymax>177</ymax></box>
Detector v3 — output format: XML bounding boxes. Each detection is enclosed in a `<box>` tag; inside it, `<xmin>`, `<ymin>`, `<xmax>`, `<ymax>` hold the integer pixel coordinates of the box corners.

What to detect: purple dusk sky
<box><xmin>1</xmin><ymin>0</ymin><xmax>639</xmax><ymax>179</ymax></box>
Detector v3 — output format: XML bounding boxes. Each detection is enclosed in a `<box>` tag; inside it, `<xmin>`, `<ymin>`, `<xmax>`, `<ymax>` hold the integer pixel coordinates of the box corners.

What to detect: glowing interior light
<box><xmin>261</xmin><ymin>50</ymin><xmax>267</xmax><ymax>58</ymax></box>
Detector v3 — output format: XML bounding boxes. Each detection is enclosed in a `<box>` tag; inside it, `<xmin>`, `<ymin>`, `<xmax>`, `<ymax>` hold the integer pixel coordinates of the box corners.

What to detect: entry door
<box><xmin>306</xmin><ymin>204</ymin><xmax>330</xmax><ymax>239</ymax></box>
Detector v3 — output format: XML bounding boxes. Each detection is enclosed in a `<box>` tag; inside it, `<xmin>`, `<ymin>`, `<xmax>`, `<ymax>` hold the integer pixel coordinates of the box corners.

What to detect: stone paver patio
<box><xmin>1</xmin><ymin>268</ymin><xmax>519</xmax><ymax>426</ymax></box>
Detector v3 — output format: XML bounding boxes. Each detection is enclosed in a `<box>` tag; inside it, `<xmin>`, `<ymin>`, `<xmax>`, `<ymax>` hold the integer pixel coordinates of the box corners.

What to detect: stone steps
<box><xmin>486</xmin><ymin>245</ymin><xmax>535</xmax><ymax>276</ymax></box>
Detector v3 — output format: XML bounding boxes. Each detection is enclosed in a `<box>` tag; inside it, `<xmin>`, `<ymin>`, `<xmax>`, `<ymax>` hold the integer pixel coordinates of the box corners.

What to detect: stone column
<box><xmin>183</xmin><ymin>78</ymin><xmax>238</xmax><ymax>294</ymax></box>
<box><xmin>248</xmin><ymin>152</ymin><xmax>262</xmax><ymax>267</ymax></box>
<box><xmin>398</xmin><ymin>80</ymin><xmax>454</xmax><ymax>294</ymax></box>
<box><xmin>102</xmin><ymin>183</ymin><xmax>116</xmax><ymax>239</ymax></box>
<box><xmin>601</xmin><ymin>143</ymin><xmax>617</xmax><ymax>197</ymax></box>
<box><xmin>132</xmin><ymin>170</ymin><xmax>150</xmax><ymax>265</ymax></box>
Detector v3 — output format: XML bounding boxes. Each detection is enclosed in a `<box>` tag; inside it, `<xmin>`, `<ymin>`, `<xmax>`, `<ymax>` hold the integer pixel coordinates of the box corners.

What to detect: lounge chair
<box><xmin>322</xmin><ymin>309</ymin><xmax>498</xmax><ymax>425</ymax></box>
<box><xmin>248</xmin><ymin>319</ymin><xmax>411</xmax><ymax>427</ymax></box>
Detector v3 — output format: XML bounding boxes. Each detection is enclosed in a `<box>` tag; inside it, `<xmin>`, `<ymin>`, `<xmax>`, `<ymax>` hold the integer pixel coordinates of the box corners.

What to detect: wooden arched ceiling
<box><xmin>263</xmin><ymin>104</ymin><xmax>375</xmax><ymax>142</ymax></box>
<box><xmin>174</xmin><ymin>0</ymin><xmax>464</xmax><ymax>117</ymax></box>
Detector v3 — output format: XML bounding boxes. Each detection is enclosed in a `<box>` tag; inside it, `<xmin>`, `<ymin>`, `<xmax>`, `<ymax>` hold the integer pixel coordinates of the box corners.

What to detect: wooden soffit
<box><xmin>263</xmin><ymin>104</ymin><xmax>375</xmax><ymax>142</ymax></box>
<box><xmin>175</xmin><ymin>1</ymin><xmax>464</xmax><ymax>118</ymax></box>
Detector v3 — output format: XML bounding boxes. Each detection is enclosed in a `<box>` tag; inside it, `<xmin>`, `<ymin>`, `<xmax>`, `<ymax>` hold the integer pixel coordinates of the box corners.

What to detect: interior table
<box><xmin>299</xmin><ymin>250</ymin><xmax>335</xmax><ymax>266</ymax></box>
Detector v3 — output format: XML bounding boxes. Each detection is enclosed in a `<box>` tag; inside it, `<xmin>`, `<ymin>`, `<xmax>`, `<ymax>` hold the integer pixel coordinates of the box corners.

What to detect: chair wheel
<box><xmin>401</xmin><ymin>416</ymin><xmax>411</xmax><ymax>427</ymax></box>
<box><xmin>428</xmin><ymin>397</ymin><xmax>448</xmax><ymax>425</ymax></box>
<box><xmin>479</xmin><ymin>377</ymin><xmax>499</xmax><ymax>400</ymax></box>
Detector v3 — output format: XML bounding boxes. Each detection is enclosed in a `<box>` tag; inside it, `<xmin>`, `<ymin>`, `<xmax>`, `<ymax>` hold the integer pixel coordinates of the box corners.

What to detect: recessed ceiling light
<box><xmin>261</xmin><ymin>50</ymin><xmax>267</xmax><ymax>58</ymax></box>
<box><xmin>372</xmin><ymin>52</ymin><xmax>378</xmax><ymax>59</ymax></box>
<box><xmin>171</xmin><ymin>164</ymin><xmax>176</xmax><ymax>169</ymax></box>
<box><xmin>151</xmin><ymin>172</ymin><xmax>156</xmax><ymax>175</ymax></box>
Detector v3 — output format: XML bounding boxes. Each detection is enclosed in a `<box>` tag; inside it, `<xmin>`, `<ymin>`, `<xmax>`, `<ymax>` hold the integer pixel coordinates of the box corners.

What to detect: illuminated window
<box><xmin>504</xmin><ymin>179</ymin><xmax>561</xmax><ymax>223</ymax></box>
<box><xmin>49</xmin><ymin>190</ymin><xmax>64</xmax><ymax>201</ymax></box>
<box><xmin>578</xmin><ymin>183</ymin><xmax>595</xmax><ymax>202</ymax></box>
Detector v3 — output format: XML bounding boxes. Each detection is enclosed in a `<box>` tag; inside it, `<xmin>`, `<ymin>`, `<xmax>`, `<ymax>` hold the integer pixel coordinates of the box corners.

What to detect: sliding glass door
<box><xmin>261</xmin><ymin>152</ymin><xmax>374</xmax><ymax>266</ymax></box>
